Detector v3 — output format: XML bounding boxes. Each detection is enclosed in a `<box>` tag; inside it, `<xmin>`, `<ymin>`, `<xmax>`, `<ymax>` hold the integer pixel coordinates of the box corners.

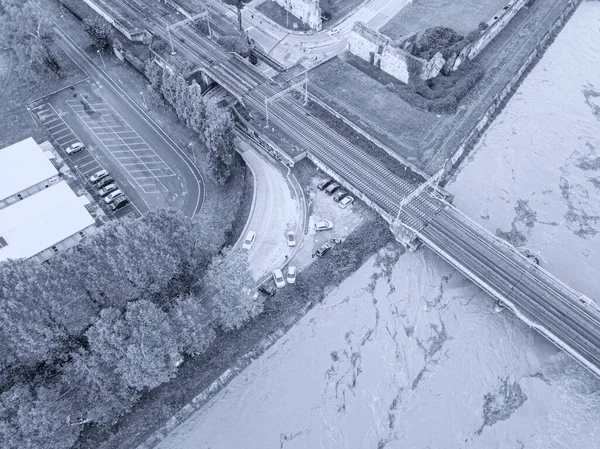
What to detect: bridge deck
<box><xmin>419</xmin><ymin>205</ymin><xmax>600</xmax><ymax>376</ymax></box>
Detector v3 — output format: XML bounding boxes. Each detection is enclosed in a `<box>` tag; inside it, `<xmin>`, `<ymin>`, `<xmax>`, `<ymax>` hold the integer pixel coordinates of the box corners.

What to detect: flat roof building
<box><xmin>0</xmin><ymin>138</ymin><xmax>96</xmax><ymax>263</ymax></box>
<box><xmin>0</xmin><ymin>137</ymin><xmax>61</xmax><ymax>207</ymax></box>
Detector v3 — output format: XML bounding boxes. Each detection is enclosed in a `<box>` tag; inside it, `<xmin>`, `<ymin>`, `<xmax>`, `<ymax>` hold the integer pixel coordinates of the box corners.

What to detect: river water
<box><xmin>155</xmin><ymin>3</ymin><xmax>600</xmax><ymax>448</ymax></box>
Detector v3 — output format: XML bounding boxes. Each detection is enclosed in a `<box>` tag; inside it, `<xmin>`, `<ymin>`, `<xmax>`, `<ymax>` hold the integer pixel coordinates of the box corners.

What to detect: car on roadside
<box><xmin>65</xmin><ymin>142</ymin><xmax>84</xmax><ymax>155</ymax></box>
<box><xmin>110</xmin><ymin>196</ymin><xmax>129</xmax><ymax>211</ymax></box>
<box><xmin>333</xmin><ymin>190</ymin><xmax>347</xmax><ymax>202</ymax></box>
<box><xmin>90</xmin><ymin>169</ymin><xmax>108</xmax><ymax>183</ymax></box>
<box><xmin>242</xmin><ymin>231</ymin><xmax>256</xmax><ymax>250</ymax></box>
<box><xmin>315</xmin><ymin>219</ymin><xmax>333</xmax><ymax>231</ymax></box>
<box><xmin>96</xmin><ymin>176</ymin><xmax>114</xmax><ymax>189</ymax></box>
<box><xmin>258</xmin><ymin>280</ymin><xmax>277</xmax><ymax>297</ymax></box>
<box><xmin>325</xmin><ymin>182</ymin><xmax>340</xmax><ymax>195</ymax></box>
<box><xmin>273</xmin><ymin>268</ymin><xmax>286</xmax><ymax>288</ymax></box>
<box><xmin>339</xmin><ymin>195</ymin><xmax>355</xmax><ymax>209</ymax></box>
<box><xmin>104</xmin><ymin>189</ymin><xmax>123</xmax><ymax>204</ymax></box>
<box><xmin>315</xmin><ymin>242</ymin><xmax>332</xmax><ymax>257</ymax></box>
<box><xmin>317</xmin><ymin>178</ymin><xmax>333</xmax><ymax>190</ymax></box>
<box><xmin>98</xmin><ymin>183</ymin><xmax>117</xmax><ymax>197</ymax></box>
<box><xmin>286</xmin><ymin>231</ymin><xmax>296</xmax><ymax>247</ymax></box>
<box><xmin>287</xmin><ymin>266</ymin><xmax>297</xmax><ymax>284</ymax></box>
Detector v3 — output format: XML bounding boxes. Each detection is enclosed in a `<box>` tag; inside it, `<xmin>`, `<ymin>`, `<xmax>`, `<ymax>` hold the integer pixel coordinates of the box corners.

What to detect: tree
<box><xmin>0</xmin><ymin>0</ymin><xmax>60</xmax><ymax>79</ymax></box>
<box><xmin>187</xmin><ymin>81</ymin><xmax>206</xmax><ymax>134</ymax></box>
<box><xmin>86</xmin><ymin>301</ymin><xmax>182</xmax><ymax>390</ymax></box>
<box><xmin>204</xmin><ymin>247</ymin><xmax>262</xmax><ymax>330</ymax></box>
<box><xmin>204</xmin><ymin>99</ymin><xmax>237</xmax><ymax>184</ymax></box>
<box><xmin>170</xmin><ymin>295</ymin><xmax>216</xmax><ymax>355</ymax></box>
<box><xmin>0</xmin><ymin>383</ymin><xmax>80</xmax><ymax>449</ymax></box>
<box><xmin>145</xmin><ymin>59</ymin><xmax>164</xmax><ymax>92</ymax></box>
<box><xmin>83</xmin><ymin>16</ymin><xmax>114</xmax><ymax>50</ymax></box>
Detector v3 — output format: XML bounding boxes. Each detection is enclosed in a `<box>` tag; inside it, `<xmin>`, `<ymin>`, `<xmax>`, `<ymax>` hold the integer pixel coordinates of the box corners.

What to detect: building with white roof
<box><xmin>0</xmin><ymin>137</ymin><xmax>61</xmax><ymax>209</ymax></box>
<box><xmin>0</xmin><ymin>138</ymin><xmax>96</xmax><ymax>263</ymax></box>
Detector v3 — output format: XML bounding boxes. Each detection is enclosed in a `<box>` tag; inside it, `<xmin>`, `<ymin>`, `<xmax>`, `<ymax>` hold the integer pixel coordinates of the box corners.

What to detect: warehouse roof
<box><xmin>0</xmin><ymin>137</ymin><xmax>58</xmax><ymax>201</ymax></box>
<box><xmin>0</xmin><ymin>182</ymin><xmax>95</xmax><ymax>262</ymax></box>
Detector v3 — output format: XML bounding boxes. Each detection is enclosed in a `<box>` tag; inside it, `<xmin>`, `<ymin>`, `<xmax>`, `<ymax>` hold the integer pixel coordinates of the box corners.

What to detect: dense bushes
<box><xmin>393</xmin><ymin>59</ymin><xmax>484</xmax><ymax>114</ymax></box>
<box><xmin>0</xmin><ymin>210</ymin><xmax>262</xmax><ymax>449</ymax></box>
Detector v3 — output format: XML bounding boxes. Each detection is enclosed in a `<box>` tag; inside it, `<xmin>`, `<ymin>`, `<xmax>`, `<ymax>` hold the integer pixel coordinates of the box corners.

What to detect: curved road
<box><xmin>236</xmin><ymin>137</ymin><xmax>304</xmax><ymax>280</ymax></box>
<box><xmin>53</xmin><ymin>25</ymin><xmax>204</xmax><ymax>217</ymax></box>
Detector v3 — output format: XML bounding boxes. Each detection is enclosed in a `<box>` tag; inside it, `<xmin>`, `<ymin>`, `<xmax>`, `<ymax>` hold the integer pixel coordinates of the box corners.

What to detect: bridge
<box><xmin>96</xmin><ymin>0</ymin><xmax>600</xmax><ymax>377</ymax></box>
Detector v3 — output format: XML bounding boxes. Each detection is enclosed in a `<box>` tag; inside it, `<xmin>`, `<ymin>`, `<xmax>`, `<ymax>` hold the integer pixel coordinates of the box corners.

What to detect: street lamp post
<box><xmin>140</xmin><ymin>91</ymin><xmax>148</xmax><ymax>110</ymax></box>
<box><xmin>97</xmin><ymin>49</ymin><xmax>106</xmax><ymax>70</ymax></box>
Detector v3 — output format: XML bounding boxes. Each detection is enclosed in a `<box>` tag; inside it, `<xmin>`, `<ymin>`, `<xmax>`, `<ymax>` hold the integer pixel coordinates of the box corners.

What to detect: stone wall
<box><xmin>444</xmin><ymin>0</ymin><xmax>582</xmax><ymax>180</ymax></box>
<box><xmin>274</xmin><ymin>0</ymin><xmax>322</xmax><ymax>31</ymax></box>
<box><xmin>347</xmin><ymin>22</ymin><xmax>430</xmax><ymax>84</ymax></box>
<box><xmin>454</xmin><ymin>0</ymin><xmax>529</xmax><ymax>69</ymax></box>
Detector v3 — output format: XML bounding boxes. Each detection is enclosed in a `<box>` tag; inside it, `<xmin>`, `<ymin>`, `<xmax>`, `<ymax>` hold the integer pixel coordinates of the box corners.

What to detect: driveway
<box><xmin>236</xmin><ymin>137</ymin><xmax>304</xmax><ymax>280</ymax></box>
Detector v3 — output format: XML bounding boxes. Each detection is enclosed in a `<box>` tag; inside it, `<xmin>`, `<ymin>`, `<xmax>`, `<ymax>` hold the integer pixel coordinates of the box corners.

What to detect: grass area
<box><xmin>0</xmin><ymin>44</ymin><xmax>86</xmax><ymax>148</ymax></box>
<box><xmin>381</xmin><ymin>0</ymin><xmax>508</xmax><ymax>38</ymax></box>
<box><xmin>308</xmin><ymin>54</ymin><xmax>440</xmax><ymax>166</ymax></box>
<box><xmin>256</xmin><ymin>0</ymin><xmax>312</xmax><ymax>31</ymax></box>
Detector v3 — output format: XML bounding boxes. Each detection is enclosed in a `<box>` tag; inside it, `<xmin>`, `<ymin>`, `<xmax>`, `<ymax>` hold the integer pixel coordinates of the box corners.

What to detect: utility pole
<box><xmin>237</xmin><ymin>0</ymin><xmax>243</xmax><ymax>33</ymax></box>
<box><xmin>205</xmin><ymin>5</ymin><xmax>213</xmax><ymax>38</ymax></box>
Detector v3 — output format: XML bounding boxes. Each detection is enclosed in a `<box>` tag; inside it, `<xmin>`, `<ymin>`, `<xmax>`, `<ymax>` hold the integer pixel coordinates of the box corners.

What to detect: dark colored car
<box><xmin>315</xmin><ymin>242</ymin><xmax>332</xmax><ymax>257</ymax></box>
<box><xmin>333</xmin><ymin>190</ymin><xmax>347</xmax><ymax>202</ymax></box>
<box><xmin>110</xmin><ymin>196</ymin><xmax>129</xmax><ymax>211</ymax></box>
<box><xmin>258</xmin><ymin>280</ymin><xmax>277</xmax><ymax>296</ymax></box>
<box><xmin>317</xmin><ymin>178</ymin><xmax>333</xmax><ymax>190</ymax></box>
<box><xmin>96</xmin><ymin>176</ymin><xmax>114</xmax><ymax>189</ymax></box>
<box><xmin>325</xmin><ymin>183</ymin><xmax>340</xmax><ymax>195</ymax></box>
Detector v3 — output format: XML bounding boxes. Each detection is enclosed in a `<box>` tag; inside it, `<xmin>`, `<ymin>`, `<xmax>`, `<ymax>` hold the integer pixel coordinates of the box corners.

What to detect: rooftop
<box><xmin>0</xmin><ymin>181</ymin><xmax>95</xmax><ymax>262</ymax></box>
<box><xmin>0</xmin><ymin>137</ymin><xmax>59</xmax><ymax>201</ymax></box>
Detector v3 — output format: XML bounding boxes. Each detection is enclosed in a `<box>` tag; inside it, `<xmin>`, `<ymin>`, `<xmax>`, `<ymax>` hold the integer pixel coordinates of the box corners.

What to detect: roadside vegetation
<box><xmin>145</xmin><ymin>61</ymin><xmax>238</xmax><ymax>184</ymax></box>
<box><xmin>392</xmin><ymin>25</ymin><xmax>486</xmax><ymax>114</ymax></box>
<box><xmin>0</xmin><ymin>209</ymin><xmax>263</xmax><ymax>449</ymax></box>
<box><xmin>0</xmin><ymin>0</ymin><xmax>85</xmax><ymax>147</ymax></box>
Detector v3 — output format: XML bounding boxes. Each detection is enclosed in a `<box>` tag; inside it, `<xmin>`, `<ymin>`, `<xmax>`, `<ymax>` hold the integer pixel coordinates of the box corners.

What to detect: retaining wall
<box><xmin>445</xmin><ymin>0</ymin><xmax>582</xmax><ymax>180</ymax></box>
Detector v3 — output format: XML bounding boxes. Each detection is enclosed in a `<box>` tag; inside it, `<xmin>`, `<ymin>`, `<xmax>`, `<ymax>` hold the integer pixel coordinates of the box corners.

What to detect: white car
<box><xmin>98</xmin><ymin>183</ymin><xmax>117</xmax><ymax>197</ymax></box>
<box><xmin>273</xmin><ymin>268</ymin><xmax>285</xmax><ymax>288</ymax></box>
<box><xmin>339</xmin><ymin>196</ymin><xmax>354</xmax><ymax>208</ymax></box>
<box><xmin>286</xmin><ymin>231</ymin><xmax>296</xmax><ymax>247</ymax></box>
<box><xmin>287</xmin><ymin>266</ymin><xmax>296</xmax><ymax>284</ymax></box>
<box><xmin>90</xmin><ymin>169</ymin><xmax>108</xmax><ymax>183</ymax></box>
<box><xmin>242</xmin><ymin>231</ymin><xmax>256</xmax><ymax>250</ymax></box>
<box><xmin>104</xmin><ymin>189</ymin><xmax>123</xmax><ymax>204</ymax></box>
<box><xmin>65</xmin><ymin>142</ymin><xmax>84</xmax><ymax>155</ymax></box>
<box><xmin>315</xmin><ymin>219</ymin><xmax>333</xmax><ymax>231</ymax></box>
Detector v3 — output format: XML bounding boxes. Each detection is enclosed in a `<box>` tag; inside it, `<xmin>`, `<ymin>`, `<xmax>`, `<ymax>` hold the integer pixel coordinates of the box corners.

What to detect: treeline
<box><xmin>145</xmin><ymin>62</ymin><xmax>237</xmax><ymax>185</ymax></box>
<box><xmin>0</xmin><ymin>0</ymin><xmax>62</xmax><ymax>79</ymax></box>
<box><xmin>0</xmin><ymin>209</ymin><xmax>262</xmax><ymax>449</ymax></box>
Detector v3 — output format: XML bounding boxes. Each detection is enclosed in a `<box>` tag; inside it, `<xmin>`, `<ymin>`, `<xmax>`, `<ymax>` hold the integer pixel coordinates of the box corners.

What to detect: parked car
<box><xmin>96</xmin><ymin>176</ymin><xmax>114</xmax><ymax>189</ymax></box>
<box><xmin>273</xmin><ymin>268</ymin><xmax>285</xmax><ymax>288</ymax></box>
<box><xmin>258</xmin><ymin>280</ymin><xmax>277</xmax><ymax>297</ymax></box>
<box><xmin>287</xmin><ymin>266</ymin><xmax>297</xmax><ymax>284</ymax></box>
<box><xmin>315</xmin><ymin>243</ymin><xmax>332</xmax><ymax>257</ymax></box>
<box><xmin>317</xmin><ymin>178</ymin><xmax>333</xmax><ymax>190</ymax></box>
<box><xmin>98</xmin><ymin>183</ymin><xmax>117</xmax><ymax>197</ymax></box>
<box><xmin>325</xmin><ymin>182</ymin><xmax>340</xmax><ymax>195</ymax></box>
<box><xmin>243</xmin><ymin>231</ymin><xmax>256</xmax><ymax>250</ymax></box>
<box><xmin>110</xmin><ymin>196</ymin><xmax>129</xmax><ymax>211</ymax></box>
<box><xmin>104</xmin><ymin>189</ymin><xmax>123</xmax><ymax>204</ymax></box>
<box><xmin>315</xmin><ymin>219</ymin><xmax>333</xmax><ymax>231</ymax></box>
<box><xmin>339</xmin><ymin>196</ymin><xmax>355</xmax><ymax>208</ymax></box>
<box><xmin>65</xmin><ymin>142</ymin><xmax>84</xmax><ymax>155</ymax></box>
<box><xmin>286</xmin><ymin>231</ymin><xmax>296</xmax><ymax>247</ymax></box>
<box><xmin>90</xmin><ymin>169</ymin><xmax>108</xmax><ymax>183</ymax></box>
<box><xmin>333</xmin><ymin>190</ymin><xmax>347</xmax><ymax>202</ymax></box>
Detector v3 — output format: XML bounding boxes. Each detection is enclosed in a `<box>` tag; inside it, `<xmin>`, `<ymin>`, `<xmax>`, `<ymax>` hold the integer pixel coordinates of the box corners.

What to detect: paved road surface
<box><xmin>237</xmin><ymin>137</ymin><xmax>303</xmax><ymax>280</ymax></box>
<box><xmin>53</xmin><ymin>26</ymin><xmax>204</xmax><ymax>218</ymax></box>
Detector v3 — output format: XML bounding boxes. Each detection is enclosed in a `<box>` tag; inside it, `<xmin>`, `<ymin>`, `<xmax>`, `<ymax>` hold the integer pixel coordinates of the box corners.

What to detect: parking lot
<box><xmin>30</xmin><ymin>101</ymin><xmax>140</xmax><ymax>219</ymax></box>
<box><xmin>65</xmin><ymin>95</ymin><xmax>176</xmax><ymax>195</ymax></box>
